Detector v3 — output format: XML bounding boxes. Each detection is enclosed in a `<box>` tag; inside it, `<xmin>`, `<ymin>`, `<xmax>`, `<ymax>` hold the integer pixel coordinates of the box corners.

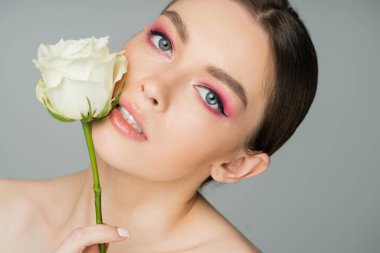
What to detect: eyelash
<box><xmin>195</xmin><ymin>85</ymin><xmax>227</xmax><ymax>117</ymax></box>
<box><xmin>147</xmin><ymin>29</ymin><xmax>173</xmax><ymax>56</ymax></box>
<box><xmin>147</xmin><ymin>28</ymin><xmax>227</xmax><ymax>117</ymax></box>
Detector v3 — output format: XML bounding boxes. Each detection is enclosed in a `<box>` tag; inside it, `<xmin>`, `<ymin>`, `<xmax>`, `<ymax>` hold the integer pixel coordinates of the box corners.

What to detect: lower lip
<box><xmin>109</xmin><ymin>107</ymin><xmax>147</xmax><ymax>142</ymax></box>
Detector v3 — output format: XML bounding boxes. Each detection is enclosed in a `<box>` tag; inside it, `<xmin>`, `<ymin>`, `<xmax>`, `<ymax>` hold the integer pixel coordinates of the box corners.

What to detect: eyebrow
<box><xmin>161</xmin><ymin>10</ymin><xmax>189</xmax><ymax>44</ymax></box>
<box><xmin>161</xmin><ymin>10</ymin><xmax>247</xmax><ymax>108</ymax></box>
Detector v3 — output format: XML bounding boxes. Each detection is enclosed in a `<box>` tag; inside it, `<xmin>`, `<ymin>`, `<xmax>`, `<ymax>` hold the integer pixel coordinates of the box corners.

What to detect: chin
<box><xmin>91</xmin><ymin>117</ymin><xmax>161</xmax><ymax>181</ymax></box>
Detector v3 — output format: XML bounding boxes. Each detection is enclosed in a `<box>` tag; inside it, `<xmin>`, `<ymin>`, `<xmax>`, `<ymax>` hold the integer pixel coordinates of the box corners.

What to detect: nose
<box><xmin>139</xmin><ymin>77</ymin><xmax>169</xmax><ymax>112</ymax></box>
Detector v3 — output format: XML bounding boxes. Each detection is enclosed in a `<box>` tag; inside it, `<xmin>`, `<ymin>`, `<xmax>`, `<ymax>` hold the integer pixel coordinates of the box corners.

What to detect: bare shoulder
<box><xmin>0</xmin><ymin>178</ymin><xmax>41</xmax><ymax>223</ymax></box>
<box><xmin>0</xmin><ymin>178</ymin><xmax>45</xmax><ymax>247</ymax></box>
<box><xmin>200</xmin><ymin>222</ymin><xmax>262</xmax><ymax>253</ymax></box>
<box><xmin>0</xmin><ymin>174</ymin><xmax>83</xmax><ymax>251</ymax></box>
<box><xmin>190</xmin><ymin>195</ymin><xmax>262</xmax><ymax>253</ymax></box>
<box><xmin>0</xmin><ymin>173</ymin><xmax>84</xmax><ymax>225</ymax></box>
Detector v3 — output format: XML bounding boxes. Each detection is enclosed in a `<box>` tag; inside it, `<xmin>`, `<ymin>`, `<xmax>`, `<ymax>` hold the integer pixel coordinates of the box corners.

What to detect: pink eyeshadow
<box><xmin>200</xmin><ymin>81</ymin><xmax>234</xmax><ymax>117</ymax></box>
<box><xmin>149</xmin><ymin>20</ymin><xmax>176</xmax><ymax>52</ymax></box>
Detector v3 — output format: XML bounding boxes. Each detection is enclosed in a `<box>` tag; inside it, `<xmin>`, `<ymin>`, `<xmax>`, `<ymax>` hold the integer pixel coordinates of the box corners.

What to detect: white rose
<box><xmin>33</xmin><ymin>36</ymin><xmax>127</xmax><ymax>122</ymax></box>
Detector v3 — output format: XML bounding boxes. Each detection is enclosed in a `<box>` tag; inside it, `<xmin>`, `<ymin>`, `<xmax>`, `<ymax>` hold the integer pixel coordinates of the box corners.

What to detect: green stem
<box><xmin>82</xmin><ymin>121</ymin><xmax>107</xmax><ymax>253</ymax></box>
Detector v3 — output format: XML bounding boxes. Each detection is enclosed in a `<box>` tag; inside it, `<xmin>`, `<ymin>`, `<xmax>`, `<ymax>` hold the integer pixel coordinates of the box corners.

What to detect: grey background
<box><xmin>0</xmin><ymin>0</ymin><xmax>379</xmax><ymax>252</ymax></box>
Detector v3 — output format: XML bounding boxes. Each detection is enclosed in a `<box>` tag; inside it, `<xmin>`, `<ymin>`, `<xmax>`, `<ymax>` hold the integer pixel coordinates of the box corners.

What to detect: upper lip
<box><xmin>118</xmin><ymin>97</ymin><xmax>148</xmax><ymax>139</ymax></box>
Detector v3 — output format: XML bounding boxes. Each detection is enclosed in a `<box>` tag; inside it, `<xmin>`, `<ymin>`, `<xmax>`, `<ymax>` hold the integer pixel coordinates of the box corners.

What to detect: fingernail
<box><xmin>117</xmin><ymin>227</ymin><xmax>130</xmax><ymax>238</ymax></box>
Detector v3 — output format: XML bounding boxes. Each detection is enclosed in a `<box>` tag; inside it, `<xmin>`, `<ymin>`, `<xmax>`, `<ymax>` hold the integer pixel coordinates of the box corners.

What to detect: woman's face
<box><xmin>92</xmin><ymin>0</ymin><xmax>271</xmax><ymax>182</ymax></box>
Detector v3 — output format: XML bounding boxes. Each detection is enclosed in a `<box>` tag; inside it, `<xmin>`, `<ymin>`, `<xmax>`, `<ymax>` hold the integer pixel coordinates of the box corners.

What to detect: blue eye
<box><xmin>195</xmin><ymin>86</ymin><xmax>226</xmax><ymax>116</ymax></box>
<box><xmin>150</xmin><ymin>30</ymin><xmax>172</xmax><ymax>56</ymax></box>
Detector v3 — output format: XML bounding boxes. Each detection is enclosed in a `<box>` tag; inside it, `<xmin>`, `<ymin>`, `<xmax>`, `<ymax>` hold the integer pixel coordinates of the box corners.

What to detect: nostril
<box><xmin>140</xmin><ymin>82</ymin><xmax>160</xmax><ymax>107</ymax></box>
<box><xmin>152</xmin><ymin>98</ymin><xmax>159</xmax><ymax>106</ymax></box>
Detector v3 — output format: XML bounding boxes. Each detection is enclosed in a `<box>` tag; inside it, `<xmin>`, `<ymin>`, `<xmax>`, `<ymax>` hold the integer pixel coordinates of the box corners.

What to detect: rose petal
<box><xmin>38</xmin><ymin>57</ymin><xmax>73</xmax><ymax>69</ymax></box>
<box><xmin>36</xmin><ymin>80</ymin><xmax>47</xmax><ymax>104</ymax></box>
<box><xmin>113</xmin><ymin>53</ymin><xmax>127</xmax><ymax>84</ymax></box>
<box><xmin>55</xmin><ymin>57</ymin><xmax>99</xmax><ymax>80</ymax></box>
<box><xmin>40</xmin><ymin>68</ymin><xmax>64</xmax><ymax>88</ymax></box>
<box><xmin>47</xmin><ymin>78</ymin><xmax>110</xmax><ymax>120</ymax></box>
<box><xmin>34</xmin><ymin>36</ymin><xmax>124</xmax><ymax>121</ymax></box>
<box><xmin>88</xmin><ymin>54</ymin><xmax>117</xmax><ymax>92</ymax></box>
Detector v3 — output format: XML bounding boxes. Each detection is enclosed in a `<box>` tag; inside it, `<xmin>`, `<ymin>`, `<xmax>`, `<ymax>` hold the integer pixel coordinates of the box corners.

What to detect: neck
<box><xmin>68</xmin><ymin>156</ymin><xmax>204</xmax><ymax>247</ymax></box>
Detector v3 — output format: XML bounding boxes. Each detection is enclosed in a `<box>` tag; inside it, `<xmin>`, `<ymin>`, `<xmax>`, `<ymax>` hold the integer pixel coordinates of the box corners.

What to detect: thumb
<box><xmin>83</xmin><ymin>243</ymin><xmax>110</xmax><ymax>253</ymax></box>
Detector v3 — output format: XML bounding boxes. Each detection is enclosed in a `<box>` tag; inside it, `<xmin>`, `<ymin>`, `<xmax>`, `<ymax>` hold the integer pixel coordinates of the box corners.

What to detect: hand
<box><xmin>52</xmin><ymin>224</ymin><xmax>129</xmax><ymax>253</ymax></box>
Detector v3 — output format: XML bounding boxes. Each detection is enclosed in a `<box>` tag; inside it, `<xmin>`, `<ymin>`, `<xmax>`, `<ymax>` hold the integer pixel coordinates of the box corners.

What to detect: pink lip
<box><xmin>109</xmin><ymin>98</ymin><xmax>148</xmax><ymax>142</ymax></box>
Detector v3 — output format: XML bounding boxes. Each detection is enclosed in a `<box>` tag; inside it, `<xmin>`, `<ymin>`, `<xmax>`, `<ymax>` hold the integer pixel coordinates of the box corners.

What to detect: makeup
<box><xmin>195</xmin><ymin>81</ymin><xmax>233</xmax><ymax>118</ymax></box>
<box><xmin>109</xmin><ymin>100</ymin><xmax>147</xmax><ymax>142</ymax></box>
<box><xmin>146</xmin><ymin>18</ymin><xmax>237</xmax><ymax>118</ymax></box>
<box><xmin>146</xmin><ymin>20</ymin><xmax>175</xmax><ymax>58</ymax></box>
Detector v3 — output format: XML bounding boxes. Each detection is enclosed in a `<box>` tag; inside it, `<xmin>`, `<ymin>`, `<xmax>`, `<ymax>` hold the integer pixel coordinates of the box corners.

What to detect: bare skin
<box><xmin>0</xmin><ymin>169</ymin><xmax>261</xmax><ymax>253</ymax></box>
<box><xmin>0</xmin><ymin>0</ymin><xmax>272</xmax><ymax>252</ymax></box>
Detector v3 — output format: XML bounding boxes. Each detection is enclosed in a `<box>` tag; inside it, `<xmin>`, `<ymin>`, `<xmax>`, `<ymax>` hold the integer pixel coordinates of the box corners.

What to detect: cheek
<box><xmin>91</xmin><ymin>117</ymin><xmax>204</xmax><ymax>182</ymax></box>
<box><xmin>123</xmin><ymin>34</ymin><xmax>162</xmax><ymax>74</ymax></box>
<box><xmin>91</xmin><ymin>115</ymin><xmax>231</xmax><ymax>183</ymax></box>
<box><xmin>154</xmin><ymin>111</ymin><xmax>240</xmax><ymax>173</ymax></box>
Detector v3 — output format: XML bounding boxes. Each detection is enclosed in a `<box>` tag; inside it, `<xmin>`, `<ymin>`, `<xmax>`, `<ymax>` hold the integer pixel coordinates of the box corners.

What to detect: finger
<box><xmin>82</xmin><ymin>243</ymin><xmax>110</xmax><ymax>253</ymax></box>
<box><xmin>53</xmin><ymin>224</ymin><xmax>129</xmax><ymax>253</ymax></box>
<box><xmin>83</xmin><ymin>245</ymin><xmax>99</xmax><ymax>253</ymax></box>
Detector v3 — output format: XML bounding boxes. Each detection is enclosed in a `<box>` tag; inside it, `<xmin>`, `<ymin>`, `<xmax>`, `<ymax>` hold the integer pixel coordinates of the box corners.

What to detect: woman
<box><xmin>0</xmin><ymin>0</ymin><xmax>317</xmax><ymax>252</ymax></box>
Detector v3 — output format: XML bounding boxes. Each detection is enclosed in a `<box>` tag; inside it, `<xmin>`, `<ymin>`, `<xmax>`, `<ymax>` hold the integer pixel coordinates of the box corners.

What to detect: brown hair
<box><xmin>163</xmin><ymin>0</ymin><xmax>318</xmax><ymax>157</ymax></box>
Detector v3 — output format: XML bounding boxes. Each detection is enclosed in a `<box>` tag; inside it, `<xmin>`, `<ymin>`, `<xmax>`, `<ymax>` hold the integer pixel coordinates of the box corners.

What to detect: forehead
<box><xmin>168</xmin><ymin>0</ymin><xmax>271</xmax><ymax>111</ymax></box>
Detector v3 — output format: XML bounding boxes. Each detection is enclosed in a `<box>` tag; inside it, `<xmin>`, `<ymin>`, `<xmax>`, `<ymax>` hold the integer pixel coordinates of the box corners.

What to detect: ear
<box><xmin>210</xmin><ymin>150</ymin><xmax>270</xmax><ymax>183</ymax></box>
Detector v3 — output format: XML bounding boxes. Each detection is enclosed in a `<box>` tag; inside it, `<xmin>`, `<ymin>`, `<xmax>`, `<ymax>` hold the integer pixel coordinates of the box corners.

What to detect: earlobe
<box><xmin>210</xmin><ymin>151</ymin><xmax>270</xmax><ymax>183</ymax></box>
